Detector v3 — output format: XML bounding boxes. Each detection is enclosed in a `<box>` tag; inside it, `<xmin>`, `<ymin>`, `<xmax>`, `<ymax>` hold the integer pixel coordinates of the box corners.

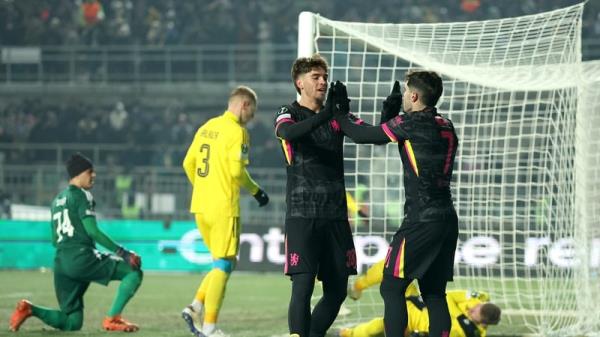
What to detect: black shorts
<box><xmin>383</xmin><ymin>210</ymin><xmax>458</xmax><ymax>281</ymax></box>
<box><xmin>284</xmin><ymin>218</ymin><xmax>357</xmax><ymax>280</ymax></box>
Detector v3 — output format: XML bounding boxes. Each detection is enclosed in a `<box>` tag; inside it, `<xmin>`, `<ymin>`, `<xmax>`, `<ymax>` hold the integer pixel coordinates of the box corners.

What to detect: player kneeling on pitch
<box><xmin>9</xmin><ymin>153</ymin><xmax>143</xmax><ymax>333</ymax></box>
<box><xmin>341</xmin><ymin>260</ymin><xmax>501</xmax><ymax>337</ymax></box>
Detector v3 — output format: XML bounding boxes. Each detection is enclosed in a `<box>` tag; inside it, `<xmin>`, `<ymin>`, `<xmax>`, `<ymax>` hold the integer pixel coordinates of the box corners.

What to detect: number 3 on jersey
<box><xmin>53</xmin><ymin>209</ymin><xmax>74</xmax><ymax>243</ymax></box>
<box><xmin>196</xmin><ymin>144</ymin><xmax>210</xmax><ymax>177</ymax></box>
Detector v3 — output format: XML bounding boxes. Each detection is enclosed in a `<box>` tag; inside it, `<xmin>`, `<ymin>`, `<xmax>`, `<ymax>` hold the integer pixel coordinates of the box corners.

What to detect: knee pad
<box><xmin>213</xmin><ymin>258</ymin><xmax>235</xmax><ymax>273</ymax></box>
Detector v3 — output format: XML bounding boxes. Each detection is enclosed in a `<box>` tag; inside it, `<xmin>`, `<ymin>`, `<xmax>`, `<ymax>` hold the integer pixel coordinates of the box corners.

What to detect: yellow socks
<box><xmin>203</xmin><ymin>268</ymin><xmax>230</xmax><ymax>325</ymax></box>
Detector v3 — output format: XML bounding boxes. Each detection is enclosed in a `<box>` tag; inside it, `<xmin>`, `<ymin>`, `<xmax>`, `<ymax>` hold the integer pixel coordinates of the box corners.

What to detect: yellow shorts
<box><xmin>194</xmin><ymin>213</ymin><xmax>240</xmax><ymax>259</ymax></box>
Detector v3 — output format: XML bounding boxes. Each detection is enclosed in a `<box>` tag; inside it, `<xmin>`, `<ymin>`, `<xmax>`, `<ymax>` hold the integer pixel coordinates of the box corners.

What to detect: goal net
<box><xmin>299</xmin><ymin>3</ymin><xmax>600</xmax><ymax>336</ymax></box>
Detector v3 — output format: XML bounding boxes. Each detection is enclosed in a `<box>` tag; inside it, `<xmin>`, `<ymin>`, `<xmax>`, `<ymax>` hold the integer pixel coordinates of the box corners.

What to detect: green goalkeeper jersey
<box><xmin>50</xmin><ymin>185</ymin><xmax>97</xmax><ymax>249</ymax></box>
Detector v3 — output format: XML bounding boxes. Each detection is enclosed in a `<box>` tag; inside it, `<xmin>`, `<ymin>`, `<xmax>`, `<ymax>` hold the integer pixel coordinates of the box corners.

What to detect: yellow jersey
<box><xmin>183</xmin><ymin>111</ymin><xmax>250</xmax><ymax>216</ymax></box>
<box><xmin>407</xmin><ymin>286</ymin><xmax>489</xmax><ymax>337</ymax></box>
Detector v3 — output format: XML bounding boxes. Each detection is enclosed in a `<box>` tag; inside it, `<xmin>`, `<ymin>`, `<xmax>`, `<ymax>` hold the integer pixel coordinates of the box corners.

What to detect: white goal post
<box><xmin>298</xmin><ymin>4</ymin><xmax>600</xmax><ymax>337</ymax></box>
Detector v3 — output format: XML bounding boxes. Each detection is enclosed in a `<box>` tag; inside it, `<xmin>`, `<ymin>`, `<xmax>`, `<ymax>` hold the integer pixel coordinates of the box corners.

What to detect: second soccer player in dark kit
<box><xmin>332</xmin><ymin>71</ymin><xmax>459</xmax><ymax>337</ymax></box>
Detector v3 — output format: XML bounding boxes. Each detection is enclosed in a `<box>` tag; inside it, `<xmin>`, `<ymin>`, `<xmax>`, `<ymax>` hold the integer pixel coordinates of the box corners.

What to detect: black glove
<box><xmin>116</xmin><ymin>246</ymin><xmax>142</xmax><ymax>270</ymax></box>
<box><xmin>333</xmin><ymin>80</ymin><xmax>351</xmax><ymax>116</ymax></box>
<box><xmin>380</xmin><ymin>80</ymin><xmax>402</xmax><ymax>124</ymax></box>
<box><xmin>253</xmin><ymin>188</ymin><xmax>269</xmax><ymax>207</ymax></box>
<box><xmin>321</xmin><ymin>82</ymin><xmax>336</xmax><ymax>119</ymax></box>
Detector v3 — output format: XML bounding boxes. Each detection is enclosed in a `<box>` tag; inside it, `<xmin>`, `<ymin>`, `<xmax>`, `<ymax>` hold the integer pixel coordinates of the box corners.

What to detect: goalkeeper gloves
<box><xmin>116</xmin><ymin>246</ymin><xmax>142</xmax><ymax>270</ymax></box>
<box><xmin>380</xmin><ymin>80</ymin><xmax>402</xmax><ymax>124</ymax></box>
<box><xmin>253</xmin><ymin>188</ymin><xmax>269</xmax><ymax>207</ymax></box>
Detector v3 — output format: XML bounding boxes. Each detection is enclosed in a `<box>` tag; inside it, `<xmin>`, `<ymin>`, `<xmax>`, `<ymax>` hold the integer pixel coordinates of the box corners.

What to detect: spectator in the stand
<box><xmin>145</xmin><ymin>5</ymin><xmax>163</xmax><ymax>46</ymax></box>
<box><xmin>170</xmin><ymin>112</ymin><xmax>195</xmax><ymax>144</ymax></box>
<box><xmin>116</xmin><ymin>164</ymin><xmax>142</xmax><ymax>219</ymax></box>
<box><xmin>11</xmin><ymin>109</ymin><xmax>37</xmax><ymax>143</ymax></box>
<box><xmin>163</xmin><ymin>4</ymin><xmax>178</xmax><ymax>45</ymax></box>
<box><xmin>109</xmin><ymin>0</ymin><xmax>132</xmax><ymax>44</ymax></box>
<box><xmin>109</xmin><ymin>101</ymin><xmax>129</xmax><ymax>142</ymax></box>
<box><xmin>111</xmin><ymin>17</ymin><xmax>131</xmax><ymax>44</ymax></box>
<box><xmin>81</xmin><ymin>0</ymin><xmax>104</xmax><ymax>26</ymax></box>
<box><xmin>43</xmin><ymin>17</ymin><xmax>65</xmax><ymax>45</ymax></box>
<box><xmin>30</xmin><ymin>110</ymin><xmax>60</xmax><ymax>143</ymax></box>
<box><xmin>461</xmin><ymin>0</ymin><xmax>481</xmax><ymax>14</ymax></box>
<box><xmin>80</xmin><ymin>0</ymin><xmax>105</xmax><ymax>45</ymax></box>
<box><xmin>76</xmin><ymin>114</ymin><xmax>99</xmax><ymax>143</ymax></box>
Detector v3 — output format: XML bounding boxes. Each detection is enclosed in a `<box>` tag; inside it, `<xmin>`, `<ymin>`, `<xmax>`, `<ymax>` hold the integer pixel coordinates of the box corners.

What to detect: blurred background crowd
<box><xmin>0</xmin><ymin>98</ymin><xmax>279</xmax><ymax>167</ymax></box>
<box><xmin>1</xmin><ymin>0</ymin><xmax>598</xmax><ymax>46</ymax></box>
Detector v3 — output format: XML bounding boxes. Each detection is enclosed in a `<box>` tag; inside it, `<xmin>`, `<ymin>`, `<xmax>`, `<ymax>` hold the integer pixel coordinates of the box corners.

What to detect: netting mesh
<box><xmin>301</xmin><ymin>3</ymin><xmax>600</xmax><ymax>336</ymax></box>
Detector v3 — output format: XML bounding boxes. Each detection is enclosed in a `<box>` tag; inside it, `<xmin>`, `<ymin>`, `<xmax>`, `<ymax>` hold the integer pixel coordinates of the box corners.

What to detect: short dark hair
<box><xmin>480</xmin><ymin>303</ymin><xmax>501</xmax><ymax>325</ymax></box>
<box><xmin>405</xmin><ymin>70</ymin><xmax>443</xmax><ymax>107</ymax></box>
<box><xmin>291</xmin><ymin>54</ymin><xmax>329</xmax><ymax>94</ymax></box>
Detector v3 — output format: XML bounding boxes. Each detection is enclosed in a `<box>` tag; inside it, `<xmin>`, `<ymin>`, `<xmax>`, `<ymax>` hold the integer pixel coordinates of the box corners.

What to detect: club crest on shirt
<box><xmin>277</xmin><ymin>106</ymin><xmax>289</xmax><ymax>115</ymax></box>
<box><xmin>276</xmin><ymin>106</ymin><xmax>292</xmax><ymax>124</ymax></box>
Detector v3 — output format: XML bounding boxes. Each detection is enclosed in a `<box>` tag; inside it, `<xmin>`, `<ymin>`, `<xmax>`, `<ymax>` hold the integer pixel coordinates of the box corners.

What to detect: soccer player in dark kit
<box><xmin>331</xmin><ymin>71</ymin><xmax>459</xmax><ymax>337</ymax></box>
<box><xmin>275</xmin><ymin>54</ymin><xmax>365</xmax><ymax>337</ymax></box>
<box><xmin>9</xmin><ymin>153</ymin><xmax>143</xmax><ymax>333</ymax></box>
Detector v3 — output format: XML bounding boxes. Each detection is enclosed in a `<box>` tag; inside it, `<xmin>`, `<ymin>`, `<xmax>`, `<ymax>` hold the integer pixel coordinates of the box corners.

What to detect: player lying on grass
<box><xmin>9</xmin><ymin>153</ymin><xmax>143</xmax><ymax>333</ymax></box>
<box><xmin>341</xmin><ymin>260</ymin><xmax>501</xmax><ymax>337</ymax></box>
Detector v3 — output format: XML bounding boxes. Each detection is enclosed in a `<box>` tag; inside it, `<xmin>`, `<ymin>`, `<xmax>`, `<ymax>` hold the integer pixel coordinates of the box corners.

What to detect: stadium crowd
<box><xmin>0</xmin><ymin>99</ymin><xmax>281</xmax><ymax>168</ymax></box>
<box><xmin>0</xmin><ymin>0</ymin><xmax>598</xmax><ymax>47</ymax></box>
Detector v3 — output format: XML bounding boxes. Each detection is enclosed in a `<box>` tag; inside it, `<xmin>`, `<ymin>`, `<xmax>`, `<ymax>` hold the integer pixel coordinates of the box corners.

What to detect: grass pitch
<box><xmin>1</xmin><ymin>270</ymin><xmax>530</xmax><ymax>337</ymax></box>
<box><xmin>0</xmin><ymin>270</ymin><xmax>290</xmax><ymax>337</ymax></box>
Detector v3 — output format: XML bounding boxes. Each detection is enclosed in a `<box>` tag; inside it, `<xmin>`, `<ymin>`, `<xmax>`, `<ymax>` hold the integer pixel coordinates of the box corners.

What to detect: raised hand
<box><xmin>333</xmin><ymin>80</ymin><xmax>350</xmax><ymax>116</ymax></box>
<box><xmin>322</xmin><ymin>82</ymin><xmax>336</xmax><ymax>118</ymax></box>
<box><xmin>380</xmin><ymin>80</ymin><xmax>402</xmax><ymax>124</ymax></box>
